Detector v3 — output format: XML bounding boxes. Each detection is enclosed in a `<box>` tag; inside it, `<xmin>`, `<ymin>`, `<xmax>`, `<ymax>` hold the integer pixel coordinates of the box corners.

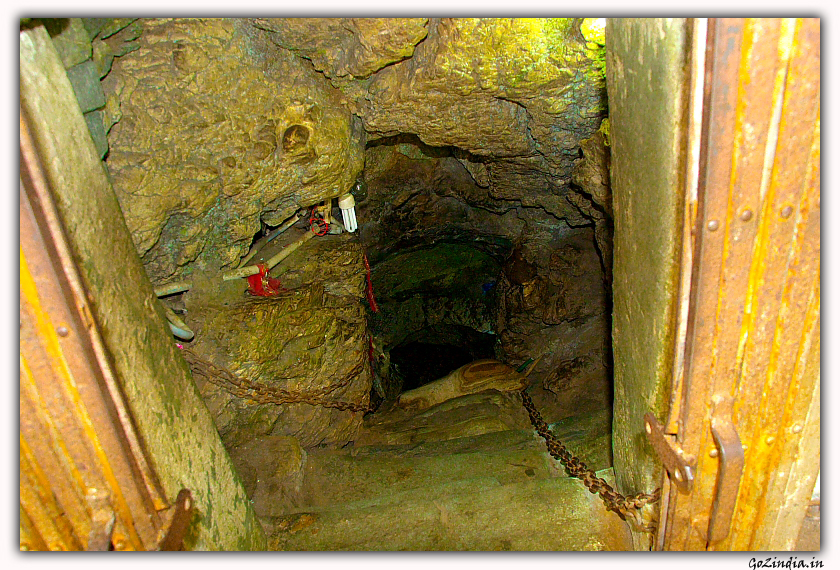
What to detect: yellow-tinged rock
<box><xmin>580</xmin><ymin>18</ymin><xmax>606</xmax><ymax>46</ymax></box>
<box><xmin>106</xmin><ymin>18</ymin><xmax>364</xmax><ymax>282</ymax></box>
<box><xmin>397</xmin><ymin>359</ymin><xmax>526</xmax><ymax>411</ymax></box>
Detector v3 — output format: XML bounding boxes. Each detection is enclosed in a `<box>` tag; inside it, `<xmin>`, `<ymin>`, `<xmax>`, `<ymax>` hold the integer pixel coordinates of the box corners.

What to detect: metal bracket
<box><xmin>155</xmin><ymin>489</ymin><xmax>194</xmax><ymax>551</ymax></box>
<box><xmin>86</xmin><ymin>489</ymin><xmax>116</xmax><ymax>551</ymax></box>
<box><xmin>644</xmin><ymin>412</ymin><xmax>696</xmax><ymax>493</ymax></box>
<box><xmin>706</xmin><ymin>394</ymin><xmax>745</xmax><ymax>544</ymax></box>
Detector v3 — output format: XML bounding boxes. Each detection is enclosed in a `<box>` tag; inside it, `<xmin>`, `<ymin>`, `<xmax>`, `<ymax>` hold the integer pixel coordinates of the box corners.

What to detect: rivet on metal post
<box><xmin>707</xmin><ymin>219</ymin><xmax>720</xmax><ymax>231</ymax></box>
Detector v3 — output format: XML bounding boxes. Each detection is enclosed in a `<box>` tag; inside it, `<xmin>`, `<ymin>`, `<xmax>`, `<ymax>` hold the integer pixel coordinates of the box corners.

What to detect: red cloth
<box><xmin>246</xmin><ymin>264</ymin><xmax>284</xmax><ymax>297</ymax></box>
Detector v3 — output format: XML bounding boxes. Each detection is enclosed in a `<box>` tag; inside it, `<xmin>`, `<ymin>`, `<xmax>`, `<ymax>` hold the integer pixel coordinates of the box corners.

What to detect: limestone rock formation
<box><xmin>494</xmin><ymin>228</ymin><xmax>613</xmax><ymax>419</ymax></box>
<box><xmin>252</xmin><ymin>18</ymin><xmax>429</xmax><ymax>81</ymax></box>
<box><xmin>105</xmin><ymin>18</ymin><xmax>365</xmax><ymax>282</ymax></box>
<box><xmin>182</xmin><ymin>233</ymin><xmax>372</xmax><ymax>448</ymax></box>
<box><xmin>257</xmin><ymin>18</ymin><xmax>606</xmax><ymax>224</ymax></box>
<box><xmin>571</xmin><ymin>125</ymin><xmax>614</xmax><ymax>284</ymax></box>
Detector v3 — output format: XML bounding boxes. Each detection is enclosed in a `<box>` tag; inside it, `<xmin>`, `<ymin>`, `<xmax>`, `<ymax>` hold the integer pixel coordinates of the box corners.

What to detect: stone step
<box><xmin>293</xmin><ymin>407</ymin><xmax>612</xmax><ymax>513</ymax></box>
<box><xmin>264</xmin><ymin>467</ymin><xmax>633</xmax><ymax>551</ymax></box>
<box><xmin>299</xmin><ymin>441</ymin><xmax>557</xmax><ymax>511</ymax></box>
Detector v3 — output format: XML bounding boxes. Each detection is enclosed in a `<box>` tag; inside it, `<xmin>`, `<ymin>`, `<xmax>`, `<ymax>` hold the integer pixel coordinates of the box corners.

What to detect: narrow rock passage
<box><xmin>253</xmin><ymin>391</ymin><xmax>631</xmax><ymax>551</ymax></box>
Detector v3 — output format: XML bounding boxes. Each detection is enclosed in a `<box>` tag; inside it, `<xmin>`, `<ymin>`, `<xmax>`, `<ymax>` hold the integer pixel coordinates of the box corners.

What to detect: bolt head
<box><xmin>707</xmin><ymin>219</ymin><xmax>720</xmax><ymax>231</ymax></box>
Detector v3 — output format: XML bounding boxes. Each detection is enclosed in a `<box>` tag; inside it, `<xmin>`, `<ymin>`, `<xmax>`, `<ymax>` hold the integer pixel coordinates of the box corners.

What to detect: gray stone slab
<box><xmin>21</xmin><ymin>24</ymin><xmax>265</xmax><ymax>551</ymax></box>
<box><xmin>606</xmin><ymin>18</ymin><xmax>690</xmax><ymax>549</ymax></box>
<box><xmin>65</xmin><ymin>59</ymin><xmax>106</xmax><ymax>113</ymax></box>
<box><xmin>44</xmin><ymin>18</ymin><xmax>91</xmax><ymax>68</ymax></box>
<box><xmin>83</xmin><ymin>110</ymin><xmax>109</xmax><ymax>159</ymax></box>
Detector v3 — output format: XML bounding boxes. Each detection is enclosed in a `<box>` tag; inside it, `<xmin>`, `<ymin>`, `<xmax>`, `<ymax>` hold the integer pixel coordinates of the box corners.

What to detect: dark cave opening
<box><xmin>390</xmin><ymin>326</ymin><xmax>498</xmax><ymax>392</ymax></box>
<box><xmin>356</xmin><ymin>129</ymin><xmax>615</xmax><ymax>422</ymax></box>
<box><xmin>363</xmin><ymin>239</ymin><xmax>505</xmax><ymax>406</ymax></box>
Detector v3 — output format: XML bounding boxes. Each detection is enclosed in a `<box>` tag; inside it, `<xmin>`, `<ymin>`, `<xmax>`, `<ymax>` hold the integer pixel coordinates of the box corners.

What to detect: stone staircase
<box><xmin>255</xmin><ymin>391</ymin><xmax>634</xmax><ymax>551</ymax></box>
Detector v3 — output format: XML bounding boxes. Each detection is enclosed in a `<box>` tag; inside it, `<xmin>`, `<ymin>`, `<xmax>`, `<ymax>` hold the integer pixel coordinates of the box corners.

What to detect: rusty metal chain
<box><xmin>180</xmin><ymin>349</ymin><xmax>656</xmax><ymax>528</ymax></box>
<box><xmin>520</xmin><ymin>389</ymin><xmax>660</xmax><ymax>532</ymax></box>
<box><xmin>181</xmin><ymin>348</ymin><xmax>372</xmax><ymax>413</ymax></box>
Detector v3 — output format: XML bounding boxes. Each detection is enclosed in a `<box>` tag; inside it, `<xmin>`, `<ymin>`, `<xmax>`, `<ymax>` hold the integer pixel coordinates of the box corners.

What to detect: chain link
<box><xmin>181</xmin><ymin>348</ymin><xmax>372</xmax><ymax>413</ymax></box>
<box><xmin>181</xmin><ymin>348</ymin><xmax>659</xmax><ymax>530</ymax></box>
<box><xmin>520</xmin><ymin>390</ymin><xmax>660</xmax><ymax>532</ymax></box>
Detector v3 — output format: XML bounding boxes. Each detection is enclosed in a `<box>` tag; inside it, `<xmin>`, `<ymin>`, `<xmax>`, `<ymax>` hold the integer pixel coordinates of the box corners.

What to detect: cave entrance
<box><xmin>365</xmin><ymin>241</ymin><xmax>506</xmax><ymax>403</ymax></box>
<box><xmin>389</xmin><ymin>325</ymin><xmax>497</xmax><ymax>392</ymax></box>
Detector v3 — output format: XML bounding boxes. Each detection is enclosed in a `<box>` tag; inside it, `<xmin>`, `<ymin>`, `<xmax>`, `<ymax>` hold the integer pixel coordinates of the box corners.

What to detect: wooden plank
<box><xmin>605</xmin><ymin>18</ymin><xmax>692</xmax><ymax>549</ymax></box>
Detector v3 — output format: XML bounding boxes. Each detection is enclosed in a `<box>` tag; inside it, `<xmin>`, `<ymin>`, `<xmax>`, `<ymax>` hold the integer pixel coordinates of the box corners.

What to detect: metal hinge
<box><xmin>644</xmin><ymin>413</ymin><xmax>696</xmax><ymax>493</ymax></box>
<box><xmin>86</xmin><ymin>488</ymin><xmax>194</xmax><ymax>551</ymax></box>
<box><xmin>646</xmin><ymin>395</ymin><xmax>745</xmax><ymax>545</ymax></box>
<box><xmin>155</xmin><ymin>489</ymin><xmax>194</xmax><ymax>551</ymax></box>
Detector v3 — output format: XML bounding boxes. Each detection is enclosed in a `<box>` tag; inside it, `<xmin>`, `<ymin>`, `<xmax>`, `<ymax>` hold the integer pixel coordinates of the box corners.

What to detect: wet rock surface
<box><xmin>104</xmin><ymin>18</ymin><xmax>608</xmax><ymax>286</ymax></box>
<box><xmin>494</xmin><ymin>228</ymin><xmax>613</xmax><ymax>420</ymax></box>
<box><xmin>356</xmin><ymin>136</ymin><xmax>612</xmax><ymax>420</ymax></box>
<box><xmin>180</xmin><ymin>231</ymin><xmax>372</xmax><ymax>449</ymax></box>
<box><xmin>259</xmin><ymin>402</ymin><xmax>622</xmax><ymax>551</ymax></box>
<box><xmin>252</xmin><ymin>18</ymin><xmax>429</xmax><ymax>82</ymax></box>
<box><xmin>264</xmin><ymin>469</ymin><xmax>632</xmax><ymax>551</ymax></box>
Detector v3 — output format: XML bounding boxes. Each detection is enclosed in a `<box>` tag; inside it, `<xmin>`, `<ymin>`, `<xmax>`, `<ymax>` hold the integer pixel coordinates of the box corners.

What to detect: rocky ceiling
<box><xmin>98</xmin><ymin>17</ymin><xmax>610</xmax><ymax>282</ymax></box>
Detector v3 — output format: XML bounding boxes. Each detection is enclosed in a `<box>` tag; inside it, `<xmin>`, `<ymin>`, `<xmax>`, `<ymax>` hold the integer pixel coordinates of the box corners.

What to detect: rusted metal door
<box><xmin>20</xmin><ymin>109</ymin><xmax>192</xmax><ymax>551</ymax></box>
<box><xmin>651</xmin><ymin>18</ymin><xmax>820</xmax><ymax>551</ymax></box>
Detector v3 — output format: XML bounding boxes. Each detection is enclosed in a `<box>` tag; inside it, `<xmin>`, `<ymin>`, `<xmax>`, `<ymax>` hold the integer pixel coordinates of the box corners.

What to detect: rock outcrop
<box><xmin>180</xmin><ymin>232</ymin><xmax>372</xmax><ymax>448</ymax></box>
<box><xmin>105</xmin><ymin>18</ymin><xmax>365</xmax><ymax>282</ymax></box>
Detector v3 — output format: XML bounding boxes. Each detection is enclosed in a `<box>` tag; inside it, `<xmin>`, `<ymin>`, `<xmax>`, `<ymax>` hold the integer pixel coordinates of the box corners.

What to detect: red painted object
<box><xmin>363</xmin><ymin>252</ymin><xmax>379</xmax><ymax>313</ymax></box>
<box><xmin>246</xmin><ymin>264</ymin><xmax>285</xmax><ymax>297</ymax></box>
<box><xmin>309</xmin><ymin>207</ymin><xmax>329</xmax><ymax>235</ymax></box>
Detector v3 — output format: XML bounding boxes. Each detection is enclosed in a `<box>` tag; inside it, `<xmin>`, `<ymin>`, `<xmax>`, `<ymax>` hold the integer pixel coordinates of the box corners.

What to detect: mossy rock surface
<box><xmin>105</xmin><ymin>18</ymin><xmax>365</xmax><ymax>283</ymax></box>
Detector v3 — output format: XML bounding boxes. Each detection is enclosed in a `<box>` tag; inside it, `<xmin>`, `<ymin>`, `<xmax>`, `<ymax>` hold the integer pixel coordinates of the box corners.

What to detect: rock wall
<box><xmin>261</xmin><ymin>18</ymin><xmax>606</xmax><ymax>225</ymax></box>
<box><xmin>252</xmin><ymin>18</ymin><xmax>429</xmax><ymax>82</ymax></box>
<box><xmin>358</xmin><ymin>137</ymin><xmax>612</xmax><ymax>421</ymax></box>
<box><xmin>183</xmin><ymin>233</ymin><xmax>372</xmax><ymax>449</ymax></box>
<box><xmin>105</xmin><ymin>18</ymin><xmax>365</xmax><ymax>282</ymax></box>
<box><xmin>102</xmin><ymin>17</ymin><xmax>608</xmax><ymax>290</ymax></box>
<box><xmin>36</xmin><ymin>18</ymin><xmax>142</xmax><ymax>159</ymax></box>
<box><xmin>96</xmin><ymin>17</ymin><xmax>613</xmax><ymax>447</ymax></box>
<box><xmin>494</xmin><ymin>228</ymin><xmax>612</xmax><ymax>419</ymax></box>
